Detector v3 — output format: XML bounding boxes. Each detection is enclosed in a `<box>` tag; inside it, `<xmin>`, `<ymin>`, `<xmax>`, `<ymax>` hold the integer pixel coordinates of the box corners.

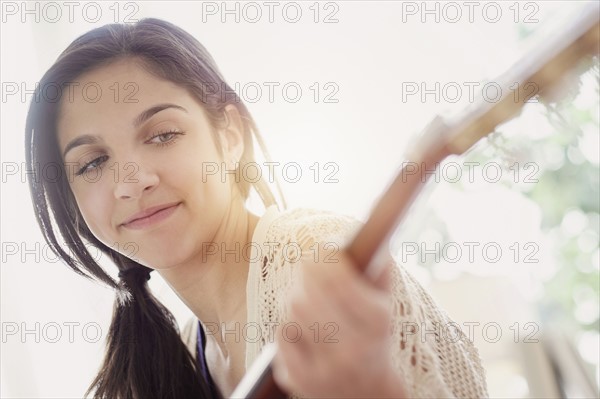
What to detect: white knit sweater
<box><xmin>182</xmin><ymin>205</ymin><xmax>489</xmax><ymax>398</ymax></box>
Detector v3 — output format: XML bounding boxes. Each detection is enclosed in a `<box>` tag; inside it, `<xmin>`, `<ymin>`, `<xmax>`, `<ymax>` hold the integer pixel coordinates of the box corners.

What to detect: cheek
<box><xmin>75</xmin><ymin>189</ymin><xmax>115</xmax><ymax>246</ymax></box>
<box><xmin>169</xmin><ymin>142</ymin><xmax>228</xmax><ymax>194</ymax></box>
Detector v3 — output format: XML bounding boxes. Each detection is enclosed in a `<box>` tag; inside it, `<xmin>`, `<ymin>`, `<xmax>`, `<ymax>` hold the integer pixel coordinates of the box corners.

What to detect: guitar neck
<box><xmin>348</xmin><ymin>2</ymin><xmax>599</xmax><ymax>277</ymax></box>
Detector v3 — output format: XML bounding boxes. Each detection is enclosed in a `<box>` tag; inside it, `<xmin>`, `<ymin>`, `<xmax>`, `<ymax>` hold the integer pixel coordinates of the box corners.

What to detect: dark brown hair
<box><xmin>24</xmin><ymin>18</ymin><xmax>286</xmax><ymax>398</ymax></box>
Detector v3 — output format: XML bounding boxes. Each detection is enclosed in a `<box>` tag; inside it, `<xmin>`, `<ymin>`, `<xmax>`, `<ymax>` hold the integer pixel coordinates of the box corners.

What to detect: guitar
<box><xmin>231</xmin><ymin>3</ymin><xmax>600</xmax><ymax>398</ymax></box>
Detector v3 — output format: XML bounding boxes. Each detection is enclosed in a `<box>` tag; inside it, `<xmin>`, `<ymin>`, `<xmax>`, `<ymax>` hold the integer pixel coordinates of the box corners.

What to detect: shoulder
<box><xmin>269</xmin><ymin>207</ymin><xmax>362</xmax><ymax>229</ymax></box>
<box><xmin>250</xmin><ymin>206</ymin><xmax>363</xmax><ymax>314</ymax></box>
<box><xmin>263</xmin><ymin>207</ymin><xmax>363</xmax><ymax>252</ymax></box>
<box><xmin>246</xmin><ymin>207</ymin><xmax>363</xmax><ymax>366</ymax></box>
<box><xmin>247</xmin><ymin>206</ymin><xmax>363</xmax><ymax>325</ymax></box>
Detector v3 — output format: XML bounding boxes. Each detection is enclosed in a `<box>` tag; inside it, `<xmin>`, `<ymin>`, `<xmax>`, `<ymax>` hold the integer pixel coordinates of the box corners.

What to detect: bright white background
<box><xmin>1</xmin><ymin>1</ymin><xmax>598</xmax><ymax>398</ymax></box>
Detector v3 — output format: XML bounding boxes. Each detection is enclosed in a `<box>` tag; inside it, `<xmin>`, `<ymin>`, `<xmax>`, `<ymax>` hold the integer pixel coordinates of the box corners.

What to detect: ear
<box><xmin>218</xmin><ymin>104</ymin><xmax>245</xmax><ymax>164</ymax></box>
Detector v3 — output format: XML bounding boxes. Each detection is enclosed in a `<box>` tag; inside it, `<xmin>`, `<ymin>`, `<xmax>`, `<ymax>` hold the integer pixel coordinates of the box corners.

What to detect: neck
<box><xmin>158</xmin><ymin>195</ymin><xmax>261</xmax><ymax>333</ymax></box>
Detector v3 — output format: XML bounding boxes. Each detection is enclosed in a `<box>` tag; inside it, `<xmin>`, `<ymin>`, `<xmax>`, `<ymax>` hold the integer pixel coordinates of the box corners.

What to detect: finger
<box><xmin>300</xmin><ymin>257</ymin><xmax>364</xmax><ymax>328</ymax></box>
<box><xmin>274</xmin><ymin>332</ymin><xmax>311</xmax><ymax>394</ymax></box>
<box><xmin>272</xmin><ymin>349</ymin><xmax>293</xmax><ymax>392</ymax></box>
<box><xmin>303</xmin><ymin>256</ymin><xmax>391</xmax><ymax>334</ymax></box>
<box><xmin>290</xmin><ymin>266</ymin><xmax>344</xmax><ymax>358</ymax></box>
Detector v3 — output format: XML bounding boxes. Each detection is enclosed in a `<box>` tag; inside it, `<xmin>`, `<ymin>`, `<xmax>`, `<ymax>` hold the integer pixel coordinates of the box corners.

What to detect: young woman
<box><xmin>25</xmin><ymin>18</ymin><xmax>488</xmax><ymax>398</ymax></box>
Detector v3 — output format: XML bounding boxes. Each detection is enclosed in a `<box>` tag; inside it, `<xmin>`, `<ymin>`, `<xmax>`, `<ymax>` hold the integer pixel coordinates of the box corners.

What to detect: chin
<box><xmin>146</xmin><ymin>252</ymin><xmax>186</xmax><ymax>270</ymax></box>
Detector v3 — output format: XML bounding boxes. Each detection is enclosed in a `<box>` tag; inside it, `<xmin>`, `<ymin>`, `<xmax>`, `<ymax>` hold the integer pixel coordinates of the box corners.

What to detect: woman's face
<box><xmin>57</xmin><ymin>58</ymin><xmax>244</xmax><ymax>270</ymax></box>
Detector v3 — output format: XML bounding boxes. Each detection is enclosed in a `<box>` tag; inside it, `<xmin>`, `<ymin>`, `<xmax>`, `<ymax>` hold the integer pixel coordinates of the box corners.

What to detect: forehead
<box><xmin>56</xmin><ymin>58</ymin><xmax>198</xmax><ymax>149</ymax></box>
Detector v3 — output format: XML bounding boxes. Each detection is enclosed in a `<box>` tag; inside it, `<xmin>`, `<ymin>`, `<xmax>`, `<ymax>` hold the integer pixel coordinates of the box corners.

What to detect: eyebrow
<box><xmin>62</xmin><ymin>103</ymin><xmax>188</xmax><ymax>158</ymax></box>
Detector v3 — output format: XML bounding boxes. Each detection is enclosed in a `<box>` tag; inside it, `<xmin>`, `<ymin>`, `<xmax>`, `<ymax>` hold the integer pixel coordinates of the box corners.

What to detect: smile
<box><xmin>121</xmin><ymin>202</ymin><xmax>181</xmax><ymax>230</ymax></box>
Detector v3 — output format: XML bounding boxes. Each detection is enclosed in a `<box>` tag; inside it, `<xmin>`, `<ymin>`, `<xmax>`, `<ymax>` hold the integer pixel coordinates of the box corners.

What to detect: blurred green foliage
<box><xmin>527</xmin><ymin>60</ymin><xmax>599</xmax><ymax>333</ymax></box>
<box><xmin>469</xmin><ymin>58</ymin><xmax>599</xmax><ymax>333</ymax></box>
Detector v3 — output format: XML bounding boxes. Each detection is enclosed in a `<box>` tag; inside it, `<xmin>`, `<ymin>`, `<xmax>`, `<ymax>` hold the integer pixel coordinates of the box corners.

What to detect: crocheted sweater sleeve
<box><xmin>245</xmin><ymin>207</ymin><xmax>489</xmax><ymax>398</ymax></box>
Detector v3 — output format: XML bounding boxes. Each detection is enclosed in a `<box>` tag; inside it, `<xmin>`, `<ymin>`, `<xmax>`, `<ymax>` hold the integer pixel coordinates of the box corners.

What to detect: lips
<box><xmin>121</xmin><ymin>201</ymin><xmax>182</xmax><ymax>226</ymax></box>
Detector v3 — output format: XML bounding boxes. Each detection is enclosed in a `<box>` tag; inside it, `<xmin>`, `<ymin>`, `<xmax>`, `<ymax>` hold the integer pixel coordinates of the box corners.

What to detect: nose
<box><xmin>113</xmin><ymin>161</ymin><xmax>159</xmax><ymax>200</ymax></box>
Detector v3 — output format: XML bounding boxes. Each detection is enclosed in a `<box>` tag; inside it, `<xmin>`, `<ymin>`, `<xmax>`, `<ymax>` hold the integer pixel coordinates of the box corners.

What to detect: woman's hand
<box><xmin>272</xmin><ymin>247</ymin><xmax>407</xmax><ymax>398</ymax></box>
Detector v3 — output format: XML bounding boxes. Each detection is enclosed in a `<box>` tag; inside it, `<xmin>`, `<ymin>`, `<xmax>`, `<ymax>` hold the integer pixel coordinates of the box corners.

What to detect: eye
<box><xmin>73</xmin><ymin>130</ymin><xmax>184</xmax><ymax>178</ymax></box>
<box><xmin>147</xmin><ymin>129</ymin><xmax>184</xmax><ymax>147</ymax></box>
<box><xmin>76</xmin><ymin>155</ymin><xmax>109</xmax><ymax>176</ymax></box>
